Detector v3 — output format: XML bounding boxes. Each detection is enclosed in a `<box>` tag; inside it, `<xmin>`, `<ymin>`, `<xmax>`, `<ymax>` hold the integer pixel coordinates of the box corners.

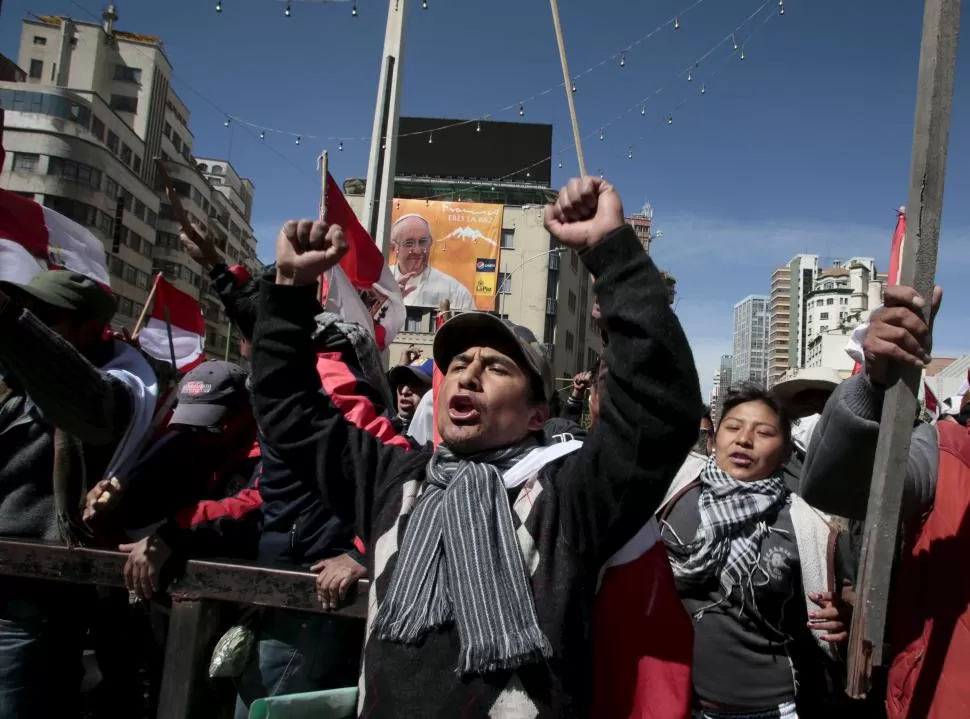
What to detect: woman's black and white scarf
<box><xmin>372</xmin><ymin>440</ymin><xmax>553</xmax><ymax>676</ymax></box>
<box><xmin>666</xmin><ymin>455</ymin><xmax>790</xmax><ymax>605</ymax></box>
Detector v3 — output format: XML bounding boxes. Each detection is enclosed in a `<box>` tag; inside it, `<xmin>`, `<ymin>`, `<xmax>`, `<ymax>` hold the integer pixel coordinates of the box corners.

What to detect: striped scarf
<box><xmin>372</xmin><ymin>440</ymin><xmax>553</xmax><ymax>676</ymax></box>
<box><xmin>666</xmin><ymin>455</ymin><xmax>789</xmax><ymax>604</ymax></box>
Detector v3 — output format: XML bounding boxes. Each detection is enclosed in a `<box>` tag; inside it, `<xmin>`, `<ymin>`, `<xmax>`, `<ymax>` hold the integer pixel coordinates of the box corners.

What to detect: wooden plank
<box><xmin>845</xmin><ymin>0</ymin><xmax>962</xmax><ymax>697</ymax></box>
<box><xmin>0</xmin><ymin>539</ymin><xmax>368</xmax><ymax>619</ymax></box>
<box><xmin>157</xmin><ymin>599</ymin><xmax>223</xmax><ymax>719</ymax></box>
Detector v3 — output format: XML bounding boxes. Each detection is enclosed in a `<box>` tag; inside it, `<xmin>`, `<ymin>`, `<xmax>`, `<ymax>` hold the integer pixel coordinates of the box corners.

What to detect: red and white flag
<box><xmin>138</xmin><ymin>275</ymin><xmax>206</xmax><ymax>370</ymax></box>
<box><xmin>847</xmin><ymin>206</ymin><xmax>906</xmax><ymax>375</ymax></box>
<box><xmin>0</xmin><ymin>187</ymin><xmax>111</xmax><ymax>289</ymax></box>
<box><xmin>319</xmin><ymin>173</ymin><xmax>404</xmax><ymax>350</ymax></box>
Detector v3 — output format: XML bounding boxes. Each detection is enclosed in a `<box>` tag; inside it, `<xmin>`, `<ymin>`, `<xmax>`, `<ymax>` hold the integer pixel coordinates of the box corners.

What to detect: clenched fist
<box><xmin>275</xmin><ymin>219</ymin><xmax>348</xmax><ymax>286</ymax></box>
<box><xmin>543</xmin><ymin>176</ymin><xmax>625</xmax><ymax>252</ymax></box>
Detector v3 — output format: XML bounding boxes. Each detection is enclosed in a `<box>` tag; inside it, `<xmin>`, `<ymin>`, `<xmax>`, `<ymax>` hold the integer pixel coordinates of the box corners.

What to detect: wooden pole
<box><xmin>845</xmin><ymin>0</ymin><xmax>961</xmax><ymax>697</ymax></box>
<box><xmin>131</xmin><ymin>274</ymin><xmax>160</xmax><ymax>336</ymax></box>
<box><xmin>318</xmin><ymin>150</ymin><xmax>329</xmax><ymax>305</ymax></box>
<box><xmin>549</xmin><ymin>0</ymin><xmax>587</xmax><ymax>176</ymax></box>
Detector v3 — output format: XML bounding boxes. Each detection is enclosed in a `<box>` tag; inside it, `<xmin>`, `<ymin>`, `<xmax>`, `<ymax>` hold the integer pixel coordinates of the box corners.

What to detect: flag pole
<box><xmin>318</xmin><ymin>150</ymin><xmax>329</xmax><ymax>304</ymax></box>
<box><xmin>162</xmin><ymin>305</ymin><xmax>178</xmax><ymax>370</ymax></box>
<box><xmin>549</xmin><ymin>0</ymin><xmax>586</xmax><ymax>176</ymax></box>
<box><xmin>845</xmin><ymin>0</ymin><xmax>961</xmax><ymax>697</ymax></box>
<box><xmin>224</xmin><ymin>321</ymin><xmax>233</xmax><ymax>362</ymax></box>
<box><xmin>132</xmin><ymin>273</ymin><xmax>161</xmax><ymax>336</ymax></box>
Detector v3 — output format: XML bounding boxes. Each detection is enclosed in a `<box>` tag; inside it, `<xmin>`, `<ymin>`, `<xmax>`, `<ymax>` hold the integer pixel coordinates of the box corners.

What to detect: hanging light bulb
<box><xmin>619</xmin><ymin>52</ymin><xmax>626</xmax><ymax>68</ymax></box>
<box><xmin>224</xmin><ymin>118</ymin><xmax>231</xmax><ymax>128</ymax></box>
<box><xmin>599</xmin><ymin>128</ymin><xmax>605</xmax><ymax>141</ymax></box>
<box><xmin>558</xmin><ymin>158</ymin><xmax>563</xmax><ymax>169</ymax></box>
<box><xmin>215</xmin><ymin>0</ymin><xmax>222</xmax><ymax>12</ymax></box>
<box><xmin>571</xmin><ymin>82</ymin><xmax>577</xmax><ymax>93</ymax></box>
<box><xmin>295</xmin><ymin>135</ymin><xmax>301</xmax><ymax>146</ymax></box>
<box><xmin>627</xmin><ymin>146</ymin><xmax>633</xmax><ymax>160</ymax></box>
<box><xmin>338</xmin><ymin>141</ymin><xmax>343</xmax><ymax>151</ymax></box>
<box><xmin>674</xmin><ymin>15</ymin><xmax>680</xmax><ymax>30</ymax></box>
<box><xmin>687</xmin><ymin>69</ymin><xmax>693</xmax><ymax>82</ymax></box>
<box><xmin>518</xmin><ymin>104</ymin><xmax>525</xmax><ymax>117</ymax></box>
<box><xmin>526</xmin><ymin>171</ymin><xmax>531</xmax><ymax>178</ymax></box>
<box><xmin>732</xmin><ymin>36</ymin><xmax>738</xmax><ymax>51</ymax></box>
<box><xmin>476</xmin><ymin>121</ymin><xmax>481</xmax><ymax>132</ymax></box>
<box><xmin>700</xmin><ymin>84</ymin><xmax>706</xmax><ymax>95</ymax></box>
<box><xmin>428</xmin><ymin>132</ymin><xmax>433</xmax><ymax>144</ymax></box>
<box><xmin>598</xmin><ymin>169</ymin><xmax>604</xmax><ymax>178</ymax></box>
<box><xmin>259</xmin><ymin>130</ymin><xmax>265</xmax><ymax>139</ymax></box>
<box><xmin>778</xmin><ymin>0</ymin><xmax>785</xmax><ymax>15</ymax></box>
<box><xmin>284</xmin><ymin>3</ymin><xmax>291</xmax><ymax>17</ymax></box>
<box><xmin>740</xmin><ymin>46</ymin><xmax>745</xmax><ymax>60</ymax></box>
<box><xmin>422</xmin><ymin>0</ymin><xmax>428</xmax><ymax>8</ymax></box>
<box><xmin>641</xmin><ymin>104</ymin><xmax>646</xmax><ymax>116</ymax></box>
<box><xmin>351</xmin><ymin>3</ymin><xmax>358</xmax><ymax>16</ymax></box>
<box><xmin>667</xmin><ymin>115</ymin><xmax>673</xmax><ymax>125</ymax></box>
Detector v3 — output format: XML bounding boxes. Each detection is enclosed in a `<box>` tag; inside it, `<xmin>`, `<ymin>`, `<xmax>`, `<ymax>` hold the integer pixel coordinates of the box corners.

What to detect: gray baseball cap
<box><xmin>169</xmin><ymin>360</ymin><xmax>249</xmax><ymax>428</ymax></box>
<box><xmin>433</xmin><ymin>312</ymin><xmax>553</xmax><ymax>402</ymax></box>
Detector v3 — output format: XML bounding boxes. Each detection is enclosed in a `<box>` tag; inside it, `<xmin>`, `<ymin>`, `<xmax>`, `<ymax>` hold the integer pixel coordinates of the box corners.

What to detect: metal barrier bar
<box><xmin>0</xmin><ymin>538</ymin><xmax>369</xmax><ymax>618</ymax></box>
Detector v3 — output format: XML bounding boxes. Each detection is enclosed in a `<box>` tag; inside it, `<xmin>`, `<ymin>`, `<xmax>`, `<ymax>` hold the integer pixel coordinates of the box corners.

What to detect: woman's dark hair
<box><xmin>718</xmin><ymin>382</ymin><xmax>793</xmax><ymax>450</ymax></box>
<box><xmin>701</xmin><ymin>404</ymin><xmax>712</xmax><ymax>423</ymax></box>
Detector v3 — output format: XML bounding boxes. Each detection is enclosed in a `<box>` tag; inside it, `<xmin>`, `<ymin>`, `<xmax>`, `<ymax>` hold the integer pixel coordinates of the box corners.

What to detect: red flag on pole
<box><xmin>850</xmin><ymin>207</ymin><xmax>907</xmax><ymax>376</ymax></box>
<box><xmin>138</xmin><ymin>275</ymin><xmax>206</xmax><ymax>370</ymax></box>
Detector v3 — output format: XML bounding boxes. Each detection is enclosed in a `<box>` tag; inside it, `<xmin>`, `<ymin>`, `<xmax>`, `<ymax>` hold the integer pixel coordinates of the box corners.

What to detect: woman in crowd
<box><xmin>658</xmin><ymin>384</ymin><xmax>848</xmax><ymax>719</ymax></box>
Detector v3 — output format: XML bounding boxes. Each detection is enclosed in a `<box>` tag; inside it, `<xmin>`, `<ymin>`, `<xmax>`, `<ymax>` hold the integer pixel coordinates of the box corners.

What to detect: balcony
<box><xmin>545</xmin><ymin>298</ymin><xmax>558</xmax><ymax>315</ymax></box>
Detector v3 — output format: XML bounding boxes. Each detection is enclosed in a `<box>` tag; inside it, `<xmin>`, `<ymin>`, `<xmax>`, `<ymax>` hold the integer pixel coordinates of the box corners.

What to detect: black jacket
<box><xmin>251</xmin><ymin>225</ymin><xmax>701</xmax><ymax>717</ymax></box>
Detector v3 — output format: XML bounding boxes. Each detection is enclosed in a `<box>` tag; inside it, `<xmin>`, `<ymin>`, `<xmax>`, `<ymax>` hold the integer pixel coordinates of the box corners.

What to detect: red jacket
<box><xmin>887</xmin><ymin>419</ymin><xmax>970</xmax><ymax>719</ymax></box>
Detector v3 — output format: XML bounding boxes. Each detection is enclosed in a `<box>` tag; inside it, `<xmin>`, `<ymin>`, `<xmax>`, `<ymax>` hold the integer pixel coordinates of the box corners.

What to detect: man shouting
<box><xmin>251</xmin><ymin>176</ymin><xmax>701</xmax><ymax>717</ymax></box>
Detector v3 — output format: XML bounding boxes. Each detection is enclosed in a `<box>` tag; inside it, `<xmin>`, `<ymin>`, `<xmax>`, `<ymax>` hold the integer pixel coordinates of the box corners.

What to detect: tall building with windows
<box><xmin>767</xmin><ymin>265</ymin><xmax>791</xmax><ymax>387</ymax></box>
<box><xmin>0</xmin><ymin>9</ymin><xmax>260</xmax><ymax>362</ymax></box>
<box><xmin>732</xmin><ymin>295</ymin><xmax>769</xmax><ymax>387</ymax></box>
<box><xmin>785</xmin><ymin>254</ymin><xmax>820</xmax><ymax>371</ymax></box>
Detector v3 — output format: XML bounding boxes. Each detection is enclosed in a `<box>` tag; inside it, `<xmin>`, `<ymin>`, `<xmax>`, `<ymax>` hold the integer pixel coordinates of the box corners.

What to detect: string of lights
<box><xmin>389</xmin><ymin>0</ymin><xmax>787</xmax><ymax>206</ymax></box>
<box><xmin>223</xmin><ymin>0</ymin><xmax>714</xmax><ymax>144</ymax></box>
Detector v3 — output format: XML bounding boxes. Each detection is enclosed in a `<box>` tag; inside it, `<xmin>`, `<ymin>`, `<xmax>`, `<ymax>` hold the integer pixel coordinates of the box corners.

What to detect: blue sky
<box><xmin>3</xmin><ymin>0</ymin><xmax>969</xmax><ymax>394</ymax></box>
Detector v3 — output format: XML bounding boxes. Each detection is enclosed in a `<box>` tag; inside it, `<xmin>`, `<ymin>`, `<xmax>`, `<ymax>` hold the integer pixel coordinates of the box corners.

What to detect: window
<box><xmin>106</xmin><ymin>130</ymin><xmax>120</xmax><ymax>153</ymax></box>
<box><xmin>136</xmin><ymin>270</ymin><xmax>150</xmax><ymax>289</ymax></box>
<box><xmin>48</xmin><ymin>157</ymin><xmax>102</xmax><ymax>189</ymax></box>
<box><xmin>110</xmin><ymin>94</ymin><xmax>139</xmax><ymax>114</ymax></box>
<box><xmin>113</xmin><ymin>65</ymin><xmax>142</xmax><ymax>84</ymax></box>
<box><xmin>119</xmin><ymin>297</ymin><xmax>134</xmax><ymax>317</ymax></box>
<box><xmin>565</xmin><ymin>331</ymin><xmax>574</xmax><ymax>352</ymax></box>
<box><xmin>230</xmin><ymin>222</ymin><xmax>241</xmax><ymax>240</ymax></box>
<box><xmin>404</xmin><ymin>308</ymin><xmax>424</xmax><ymax>333</ymax></box>
<box><xmin>820</xmin><ymin>312</ymin><xmax>829</xmax><ymax>320</ymax></box>
<box><xmin>122</xmin><ymin>264</ymin><xmax>137</xmax><ymax>285</ymax></box>
<box><xmin>28</xmin><ymin>60</ymin><xmax>43</xmax><ymax>79</ymax></box>
<box><xmin>567</xmin><ymin>290</ymin><xmax>577</xmax><ymax>313</ymax></box>
<box><xmin>163</xmin><ymin>122</ymin><xmax>172</xmax><ymax>138</ymax></box>
<box><xmin>171</xmin><ymin>134</ymin><xmax>182</xmax><ymax>152</ymax></box>
<box><xmin>133</xmin><ymin>199</ymin><xmax>146</xmax><ymax>221</ymax></box>
<box><xmin>570</xmin><ymin>252</ymin><xmax>578</xmax><ymax>271</ymax></box>
<box><xmin>33</xmin><ymin>36</ymin><xmax>47</xmax><ymax>46</ymax></box>
<box><xmin>133</xmin><ymin>156</ymin><xmax>142</xmax><ymax>174</ymax></box>
<box><xmin>500</xmin><ymin>228</ymin><xmax>515</xmax><ymax>249</ymax></box>
<box><xmin>105</xmin><ymin>177</ymin><xmax>119</xmax><ymax>199</ymax></box>
<box><xmin>146</xmin><ymin>209</ymin><xmax>157</xmax><ymax>228</ymax></box>
<box><xmin>91</xmin><ymin>115</ymin><xmax>105</xmax><ymax>141</ymax></box>
<box><xmin>498</xmin><ymin>272</ymin><xmax>512</xmax><ymax>295</ymax></box>
<box><xmin>12</xmin><ymin>153</ymin><xmax>40</xmax><ymax>172</ymax></box>
<box><xmin>826</xmin><ymin>298</ymin><xmax>834</xmax><ymax>305</ymax></box>
<box><xmin>820</xmin><ymin>325</ymin><xmax>829</xmax><ymax>333</ymax></box>
<box><xmin>120</xmin><ymin>144</ymin><xmax>133</xmax><ymax>165</ymax></box>
<box><xmin>197</xmin><ymin>163</ymin><xmax>209</xmax><ymax>172</ymax></box>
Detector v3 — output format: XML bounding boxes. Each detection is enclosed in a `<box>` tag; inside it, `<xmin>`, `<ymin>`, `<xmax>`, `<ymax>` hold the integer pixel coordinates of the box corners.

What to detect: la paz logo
<box><xmin>182</xmin><ymin>381</ymin><xmax>212</xmax><ymax>397</ymax></box>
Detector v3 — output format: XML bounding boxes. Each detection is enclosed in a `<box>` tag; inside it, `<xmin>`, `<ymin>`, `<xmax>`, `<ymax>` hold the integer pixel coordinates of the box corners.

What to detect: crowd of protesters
<box><xmin>0</xmin><ymin>174</ymin><xmax>966</xmax><ymax>719</ymax></box>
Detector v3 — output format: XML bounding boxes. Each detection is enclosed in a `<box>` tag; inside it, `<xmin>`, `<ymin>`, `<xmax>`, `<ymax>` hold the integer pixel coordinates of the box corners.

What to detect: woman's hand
<box><xmin>808</xmin><ymin>591</ymin><xmax>852</xmax><ymax>643</ymax></box>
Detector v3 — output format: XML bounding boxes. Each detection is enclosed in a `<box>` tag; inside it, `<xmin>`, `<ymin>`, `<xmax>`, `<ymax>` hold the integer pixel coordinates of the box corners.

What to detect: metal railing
<box><xmin>0</xmin><ymin>538</ymin><xmax>367</xmax><ymax>719</ymax></box>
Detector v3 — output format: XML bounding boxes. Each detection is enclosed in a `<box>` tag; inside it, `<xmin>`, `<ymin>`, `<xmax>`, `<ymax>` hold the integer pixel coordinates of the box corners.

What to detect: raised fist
<box><xmin>275</xmin><ymin>220</ymin><xmax>348</xmax><ymax>286</ymax></box>
<box><xmin>543</xmin><ymin>176</ymin><xmax>625</xmax><ymax>252</ymax></box>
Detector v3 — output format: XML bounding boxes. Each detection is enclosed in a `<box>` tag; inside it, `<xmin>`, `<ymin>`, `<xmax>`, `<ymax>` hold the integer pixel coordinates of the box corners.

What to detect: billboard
<box><xmin>397</xmin><ymin>117</ymin><xmax>553</xmax><ymax>186</ymax></box>
<box><xmin>389</xmin><ymin>199</ymin><xmax>505</xmax><ymax>311</ymax></box>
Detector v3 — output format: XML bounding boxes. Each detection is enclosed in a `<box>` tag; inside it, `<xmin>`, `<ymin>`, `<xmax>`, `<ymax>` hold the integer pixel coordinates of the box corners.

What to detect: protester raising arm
<box><xmin>251</xmin><ymin>221</ymin><xmax>420</xmax><ymax>541</ymax></box>
<box><xmin>544</xmin><ymin>178</ymin><xmax>702</xmax><ymax>564</ymax></box>
<box><xmin>800</xmin><ymin>285</ymin><xmax>942</xmax><ymax>521</ymax></box>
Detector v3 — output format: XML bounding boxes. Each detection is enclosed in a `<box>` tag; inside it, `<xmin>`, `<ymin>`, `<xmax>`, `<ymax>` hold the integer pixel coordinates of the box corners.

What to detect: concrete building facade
<box><xmin>733</xmin><ymin>295</ymin><xmax>769</xmax><ymax>387</ymax></box>
<box><xmin>767</xmin><ymin>265</ymin><xmax>791</xmax><ymax>387</ymax></box>
<box><xmin>1</xmin><ymin>10</ymin><xmax>260</xmax><ymax>362</ymax></box>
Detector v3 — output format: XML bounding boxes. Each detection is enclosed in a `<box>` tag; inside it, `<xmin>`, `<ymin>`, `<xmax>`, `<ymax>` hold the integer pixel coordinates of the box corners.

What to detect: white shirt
<box><xmin>391</xmin><ymin>264</ymin><xmax>475</xmax><ymax>310</ymax></box>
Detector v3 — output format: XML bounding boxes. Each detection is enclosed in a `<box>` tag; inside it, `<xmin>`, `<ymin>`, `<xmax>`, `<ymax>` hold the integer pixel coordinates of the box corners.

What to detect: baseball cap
<box><xmin>169</xmin><ymin>360</ymin><xmax>249</xmax><ymax>429</ymax></box>
<box><xmin>1</xmin><ymin>270</ymin><xmax>116</xmax><ymax>325</ymax></box>
<box><xmin>388</xmin><ymin>358</ymin><xmax>434</xmax><ymax>390</ymax></box>
<box><xmin>433</xmin><ymin>312</ymin><xmax>553</xmax><ymax>402</ymax></box>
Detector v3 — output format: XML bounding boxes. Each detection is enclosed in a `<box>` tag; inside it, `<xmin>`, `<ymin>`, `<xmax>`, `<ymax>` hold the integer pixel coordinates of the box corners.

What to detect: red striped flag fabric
<box><xmin>138</xmin><ymin>275</ymin><xmax>206</xmax><ymax>370</ymax></box>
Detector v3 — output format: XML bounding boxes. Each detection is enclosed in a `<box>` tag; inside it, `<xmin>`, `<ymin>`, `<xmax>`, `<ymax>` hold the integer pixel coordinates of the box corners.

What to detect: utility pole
<box><xmin>846</xmin><ymin>0</ymin><xmax>961</xmax><ymax>697</ymax></box>
<box><xmin>363</xmin><ymin>0</ymin><xmax>407</xmax><ymax>256</ymax></box>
